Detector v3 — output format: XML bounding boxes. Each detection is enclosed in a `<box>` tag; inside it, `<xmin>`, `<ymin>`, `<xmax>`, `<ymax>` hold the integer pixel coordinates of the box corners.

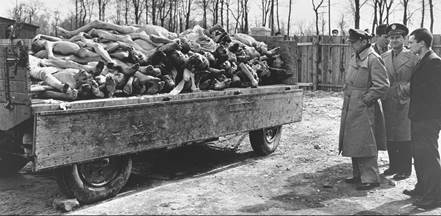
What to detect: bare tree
<box><xmin>198</xmin><ymin>0</ymin><xmax>210</xmax><ymax>28</ymax></box>
<box><xmin>212</xmin><ymin>0</ymin><xmax>219</xmax><ymax>25</ymax></box>
<box><xmin>132</xmin><ymin>0</ymin><xmax>144</xmax><ymax>24</ymax></box>
<box><xmin>26</xmin><ymin>1</ymin><xmax>42</xmax><ymax>24</ymax></box>
<box><xmin>260</xmin><ymin>0</ymin><xmax>271</xmax><ymax>27</ymax></box>
<box><xmin>312</xmin><ymin>0</ymin><xmax>325</xmax><ymax>35</ymax></box>
<box><xmin>97</xmin><ymin>0</ymin><xmax>111</xmax><ymax>21</ymax></box>
<box><xmin>384</xmin><ymin>0</ymin><xmax>393</xmax><ymax>24</ymax></box>
<box><xmin>10</xmin><ymin>3</ymin><xmax>27</xmax><ymax>22</ymax></box>
<box><xmin>157</xmin><ymin>0</ymin><xmax>171</xmax><ymax>27</ymax></box>
<box><xmin>338</xmin><ymin>13</ymin><xmax>348</xmax><ymax>36</ymax></box>
<box><xmin>348</xmin><ymin>0</ymin><xmax>368</xmax><ymax>28</ymax></box>
<box><xmin>401</xmin><ymin>0</ymin><xmax>409</xmax><ymax>25</ymax></box>
<box><xmin>182</xmin><ymin>0</ymin><xmax>193</xmax><ymax>29</ymax></box>
<box><xmin>229</xmin><ymin>0</ymin><xmax>243</xmax><ymax>33</ymax></box>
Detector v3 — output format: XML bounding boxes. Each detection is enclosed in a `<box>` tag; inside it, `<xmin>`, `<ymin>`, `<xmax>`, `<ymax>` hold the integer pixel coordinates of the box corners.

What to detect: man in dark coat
<box><xmin>380</xmin><ymin>23</ymin><xmax>418</xmax><ymax>180</ymax></box>
<box><xmin>404</xmin><ymin>28</ymin><xmax>441</xmax><ymax>209</ymax></box>
<box><xmin>339</xmin><ymin>29</ymin><xmax>389</xmax><ymax>190</ymax></box>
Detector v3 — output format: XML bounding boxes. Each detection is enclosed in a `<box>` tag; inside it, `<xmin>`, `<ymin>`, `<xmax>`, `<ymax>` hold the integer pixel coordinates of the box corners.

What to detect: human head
<box><xmin>348</xmin><ymin>28</ymin><xmax>371</xmax><ymax>53</ymax></box>
<box><xmin>386</xmin><ymin>23</ymin><xmax>408</xmax><ymax>50</ymax></box>
<box><xmin>375</xmin><ymin>24</ymin><xmax>389</xmax><ymax>49</ymax></box>
<box><xmin>408</xmin><ymin>28</ymin><xmax>433</xmax><ymax>55</ymax></box>
<box><xmin>31</xmin><ymin>39</ymin><xmax>46</xmax><ymax>53</ymax></box>
<box><xmin>332</xmin><ymin>29</ymin><xmax>339</xmax><ymax>36</ymax></box>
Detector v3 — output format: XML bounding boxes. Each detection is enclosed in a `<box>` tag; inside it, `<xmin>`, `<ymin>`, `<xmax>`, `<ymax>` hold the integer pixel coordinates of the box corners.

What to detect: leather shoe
<box><xmin>413</xmin><ymin>199</ymin><xmax>441</xmax><ymax>209</ymax></box>
<box><xmin>403</xmin><ymin>189</ymin><xmax>422</xmax><ymax>197</ymax></box>
<box><xmin>382</xmin><ymin>168</ymin><xmax>397</xmax><ymax>176</ymax></box>
<box><xmin>344</xmin><ymin>177</ymin><xmax>361</xmax><ymax>184</ymax></box>
<box><xmin>356</xmin><ymin>183</ymin><xmax>380</xmax><ymax>190</ymax></box>
<box><xmin>393</xmin><ymin>173</ymin><xmax>410</xmax><ymax>181</ymax></box>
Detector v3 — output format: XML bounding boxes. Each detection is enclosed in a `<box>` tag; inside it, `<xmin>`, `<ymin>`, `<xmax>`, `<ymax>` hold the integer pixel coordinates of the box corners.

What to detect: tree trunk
<box><xmin>372</xmin><ymin>0</ymin><xmax>378</xmax><ymax>34</ymax></box>
<box><xmin>75</xmin><ymin>0</ymin><xmax>78</xmax><ymax>28</ymax></box>
<box><xmin>355</xmin><ymin>0</ymin><xmax>360</xmax><ymax>29</ymax></box>
<box><xmin>221</xmin><ymin>0</ymin><xmax>224</xmax><ymax>26</ymax></box>
<box><xmin>145</xmin><ymin>0</ymin><xmax>149</xmax><ymax>24</ymax></box>
<box><xmin>203</xmin><ymin>0</ymin><xmax>208</xmax><ymax>28</ymax></box>
<box><xmin>287</xmin><ymin>0</ymin><xmax>292</xmax><ymax>36</ymax></box>
<box><xmin>270</xmin><ymin>0</ymin><xmax>274</xmax><ymax>35</ymax></box>
<box><xmin>185</xmin><ymin>0</ymin><xmax>192</xmax><ymax>30</ymax></box>
<box><xmin>420</xmin><ymin>0</ymin><xmax>424</xmax><ymax>27</ymax></box>
<box><xmin>403</xmin><ymin>0</ymin><xmax>408</xmax><ymax>25</ymax></box>
<box><xmin>152</xmin><ymin>0</ymin><xmax>156</xmax><ymax>25</ymax></box>
<box><xmin>429</xmin><ymin>0</ymin><xmax>434</xmax><ymax>32</ymax></box>
<box><xmin>226</xmin><ymin>0</ymin><xmax>230</xmax><ymax>32</ymax></box>
<box><xmin>276</xmin><ymin>0</ymin><xmax>280</xmax><ymax>33</ymax></box>
<box><xmin>315</xmin><ymin>12</ymin><xmax>319</xmax><ymax>35</ymax></box>
<box><xmin>125</xmin><ymin>0</ymin><xmax>129</xmax><ymax>24</ymax></box>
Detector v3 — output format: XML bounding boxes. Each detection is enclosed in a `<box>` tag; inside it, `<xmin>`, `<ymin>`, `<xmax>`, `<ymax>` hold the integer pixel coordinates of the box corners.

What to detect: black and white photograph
<box><xmin>0</xmin><ymin>0</ymin><xmax>441</xmax><ymax>214</ymax></box>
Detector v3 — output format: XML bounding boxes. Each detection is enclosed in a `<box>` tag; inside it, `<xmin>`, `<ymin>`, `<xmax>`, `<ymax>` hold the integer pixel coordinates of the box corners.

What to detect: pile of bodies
<box><xmin>29</xmin><ymin>20</ymin><xmax>284</xmax><ymax>101</ymax></box>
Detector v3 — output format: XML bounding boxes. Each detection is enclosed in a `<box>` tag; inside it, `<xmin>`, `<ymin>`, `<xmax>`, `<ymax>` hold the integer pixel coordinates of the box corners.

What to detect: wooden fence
<box><xmin>254</xmin><ymin>35</ymin><xmax>441</xmax><ymax>91</ymax></box>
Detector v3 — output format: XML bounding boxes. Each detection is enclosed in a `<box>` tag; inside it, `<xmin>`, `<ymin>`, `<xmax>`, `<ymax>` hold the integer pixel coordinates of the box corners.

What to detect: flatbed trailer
<box><xmin>0</xmin><ymin>39</ymin><xmax>303</xmax><ymax>204</ymax></box>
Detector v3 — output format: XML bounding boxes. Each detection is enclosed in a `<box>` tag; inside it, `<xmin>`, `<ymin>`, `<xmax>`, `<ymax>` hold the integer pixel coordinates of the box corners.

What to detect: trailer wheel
<box><xmin>57</xmin><ymin>156</ymin><xmax>132</xmax><ymax>204</ymax></box>
<box><xmin>0</xmin><ymin>130</ymin><xmax>29</xmax><ymax>177</ymax></box>
<box><xmin>249</xmin><ymin>126</ymin><xmax>282</xmax><ymax>156</ymax></box>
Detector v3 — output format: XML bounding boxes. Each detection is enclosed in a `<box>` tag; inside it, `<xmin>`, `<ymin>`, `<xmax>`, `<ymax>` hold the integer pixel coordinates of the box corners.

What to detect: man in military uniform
<box><xmin>339</xmin><ymin>29</ymin><xmax>390</xmax><ymax>190</ymax></box>
<box><xmin>373</xmin><ymin>24</ymin><xmax>390</xmax><ymax>55</ymax></box>
<box><xmin>380</xmin><ymin>23</ymin><xmax>418</xmax><ymax>180</ymax></box>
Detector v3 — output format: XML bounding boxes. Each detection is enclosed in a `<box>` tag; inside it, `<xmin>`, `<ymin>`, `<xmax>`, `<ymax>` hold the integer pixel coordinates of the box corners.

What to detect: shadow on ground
<box><xmin>123</xmin><ymin>140</ymin><xmax>258</xmax><ymax>192</ymax></box>
<box><xmin>238</xmin><ymin>163</ymin><xmax>397</xmax><ymax>214</ymax></box>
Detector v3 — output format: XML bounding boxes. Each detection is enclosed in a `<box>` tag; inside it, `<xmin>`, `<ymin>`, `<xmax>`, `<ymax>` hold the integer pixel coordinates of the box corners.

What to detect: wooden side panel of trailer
<box><xmin>33</xmin><ymin>86</ymin><xmax>303</xmax><ymax>171</ymax></box>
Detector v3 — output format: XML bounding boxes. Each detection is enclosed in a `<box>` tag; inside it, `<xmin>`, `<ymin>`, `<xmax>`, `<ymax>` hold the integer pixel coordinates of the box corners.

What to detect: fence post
<box><xmin>312</xmin><ymin>36</ymin><xmax>321</xmax><ymax>91</ymax></box>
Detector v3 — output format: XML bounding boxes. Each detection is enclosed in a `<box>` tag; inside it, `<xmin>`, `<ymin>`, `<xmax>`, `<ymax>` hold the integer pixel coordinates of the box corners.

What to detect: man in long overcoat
<box><xmin>339</xmin><ymin>28</ymin><xmax>390</xmax><ymax>190</ymax></box>
<box><xmin>380</xmin><ymin>23</ymin><xmax>418</xmax><ymax>180</ymax></box>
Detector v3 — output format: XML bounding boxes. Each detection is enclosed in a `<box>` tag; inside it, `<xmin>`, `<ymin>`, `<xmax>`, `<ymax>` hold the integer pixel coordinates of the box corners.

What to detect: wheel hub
<box><xmin>78</xmin><ymin>158</ymin><xmax>121</xmax><ymax>187</ymax></box>
<box><xmin>264</xmin><ymin>127</ymin><xmax>278</xmax><ymax>143</ymax></box>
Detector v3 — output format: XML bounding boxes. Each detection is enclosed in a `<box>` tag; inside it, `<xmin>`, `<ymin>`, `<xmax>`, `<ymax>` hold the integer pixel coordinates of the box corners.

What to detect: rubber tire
<box><xmin>249</xmin><ymin>126</ymin><xmax>282</xmax><ymax>156</ymax></box>
<box><xmin>55</xmin><ymin>168</ymin><xmax>75</xmax><ymax>198</ymax></box>
<box><xmin>57</xmin><ymin>156</ymin><xmax>132</xmax><ymax>204</ymax></box>
<box><xmin>0</xmin><ymin>129</ymin><xmax>29</xmax><ymax>177</ymax></box>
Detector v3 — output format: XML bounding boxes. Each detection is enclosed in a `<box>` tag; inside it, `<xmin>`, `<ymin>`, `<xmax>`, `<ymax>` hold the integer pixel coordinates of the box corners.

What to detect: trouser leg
<box><xmin>354</xmin><ymin>156</ymin><xmax>380</xmax><ymax>184</ymax></box>
<box><xmin>396</xmin><ymin>141</ymin><xmax>412</xmax><ymax>174</ymax></box>
<box><xmin>387</xmin><ymin>141</ymin><xmax>399</xmax><ymax>171</ymax></box>
<box><xmin>411</xmin><ymin>119</ymin><xmax>441</xmax><ymax>200</ymax></box>
<box><xmin>352</xmin><ymin>157</ymin><xmax>361</xmax><ymax>178</ymax></box>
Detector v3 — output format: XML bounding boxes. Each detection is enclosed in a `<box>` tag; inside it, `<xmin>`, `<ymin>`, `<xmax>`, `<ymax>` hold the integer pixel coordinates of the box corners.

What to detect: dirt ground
<box><xmin>1</xmin><ymin>90</ymin><xmax>441</xmax><ymax>215</ymax></box>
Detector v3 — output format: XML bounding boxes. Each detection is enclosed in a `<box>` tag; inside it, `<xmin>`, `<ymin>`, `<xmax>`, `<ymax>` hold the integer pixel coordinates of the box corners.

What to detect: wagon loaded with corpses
<box><xmin>0</xmin><ymin>21</ymin><xmax>303</xmax><ymax>204</ymax></box>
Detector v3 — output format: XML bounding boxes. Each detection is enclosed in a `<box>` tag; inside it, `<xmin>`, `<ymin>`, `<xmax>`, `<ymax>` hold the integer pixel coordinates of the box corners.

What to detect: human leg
<box><xmin>412</xmin><ymin>119</ymin><xmax>441</xmax><ymax>201</ymax></box>
<box><xmin>393</xmin><ymin>141</ymin><xmax>412</xmax><ymax>180</ymax></box>
<box><xmin>56</xmin><ymin>20</ymin><xmax>138</xmax><ymax>38</ymax></box>
<box><xmin>384</xmin><ymin>141</ymin><xmax>399</xmax><ymax>175</ymax></box>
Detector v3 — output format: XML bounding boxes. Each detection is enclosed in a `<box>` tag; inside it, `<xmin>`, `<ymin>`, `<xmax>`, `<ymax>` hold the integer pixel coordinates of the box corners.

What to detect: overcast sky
<box><xmin>1</xmin><ymin>0</ymin><xmax>441</xmax><ymax>34</ymax></box>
